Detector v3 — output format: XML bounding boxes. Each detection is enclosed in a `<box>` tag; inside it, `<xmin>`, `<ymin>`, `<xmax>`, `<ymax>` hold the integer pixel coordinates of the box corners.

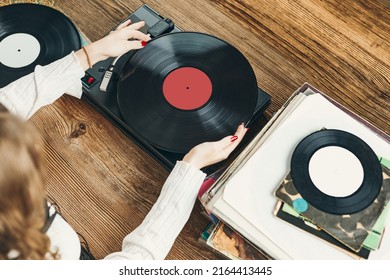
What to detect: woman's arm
<box><xmin>0</xmin><ymin>20</ymin><xmax>149</xmax><ymax>120</ymax></box>
<box><xmin>105</xmin><ymin>124</ymin><xmax>247</xmax><ymax>259</ymax></box>
<box><xmin>75</xmin><ymin>20</ymin><xmax>149</xmax><ymax>71</ymax></box>
<box><xmin>105</xmin><ymin>161</ymin><xmax>206</xmax><ymax>260</ymax></box>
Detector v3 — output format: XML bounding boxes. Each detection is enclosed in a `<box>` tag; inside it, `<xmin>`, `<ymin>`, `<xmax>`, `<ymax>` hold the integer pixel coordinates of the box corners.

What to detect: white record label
<box><xmin>0</xmin><ymin>33</ymin><xmax>41</xmax><ymax>68</ymax></box>
<box><xmin>308</xmin><ymin>146</ymin><xmax>364</xmax><ymax>197</ymax></box>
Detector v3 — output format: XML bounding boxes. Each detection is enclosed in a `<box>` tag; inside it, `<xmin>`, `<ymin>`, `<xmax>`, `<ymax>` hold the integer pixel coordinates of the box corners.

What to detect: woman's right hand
<box><xmin>182</xmin><ymin>124</ymin><xmax>248</xmax><ymax>169</ymax></box>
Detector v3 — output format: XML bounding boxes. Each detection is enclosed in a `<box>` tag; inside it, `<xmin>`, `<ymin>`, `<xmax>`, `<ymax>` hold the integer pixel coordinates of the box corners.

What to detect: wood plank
<box><xmin>1</xmin><ymin>0</ymin><xmax>389</xmax><ymax>259</ymax></box>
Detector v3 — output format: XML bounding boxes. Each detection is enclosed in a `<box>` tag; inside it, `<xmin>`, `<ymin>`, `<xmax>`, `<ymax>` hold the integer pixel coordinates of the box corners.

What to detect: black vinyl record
<box><xmin>117</xmin><ymin>32</ymin><xmax>258</xmax><ymax>153</ymax></box>
<box><xmin>0</xmin><ymin>3</ymin><xmax>81</xmax><ymax>88</ymax></box>
<box><xmin>290</xmin><ymin>129</ymin><xmax>383</xmax><ymax>215</ymax></box>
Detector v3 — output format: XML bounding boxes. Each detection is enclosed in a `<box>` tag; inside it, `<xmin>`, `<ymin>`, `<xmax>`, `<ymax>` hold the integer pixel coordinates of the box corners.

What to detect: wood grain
<box><xmin>1</xmin><ymin>0</ymin><xmax>389</xmax><ymax>259</ymax></box>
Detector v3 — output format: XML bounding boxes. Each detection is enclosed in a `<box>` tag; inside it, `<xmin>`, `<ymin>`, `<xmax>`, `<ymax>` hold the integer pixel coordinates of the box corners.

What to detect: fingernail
<box><xmin>231</xmin><ymin>135</ymin><xmax>238</xmax><ymax>142</ymax></box>
<box><xmin>141</xmin><ymin>41</ymin><xmax>148</xmax><ymax>46</ymax></box>
<box><xmin>246</xmin><ymin>127</ymin><xmax>249</xmax><ymax>132</ymax></box>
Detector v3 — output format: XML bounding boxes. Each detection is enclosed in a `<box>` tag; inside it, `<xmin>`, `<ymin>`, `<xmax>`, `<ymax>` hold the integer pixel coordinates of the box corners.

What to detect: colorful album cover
<box><xmin>197</xmin><ymin>223</ymin><xmax>230</xmax><ymax>260</ymax></box>
<box><xmin>274</xmin><ymin>201</ymin><xmax>371</xmax><ymax>259</ymax></box>
<box><xmin>198</xmin><ymin>166</ymin><xmax>227</xmax><ymax>201</ymax></box>
<box><xmin>200</xmin><ymin>222</ymin><xmax>216</xmax><ymax>241</ymax></box>
<box><xmin>274</xmin><ymin>164</ymin><xmax>390</xmax><ymax>252</ymax></box>
<box><xmin>278</xmin><ymin>201</ymin><xmax>388</xmax><ymax>252</ymax></box>
<box><xmin>207</xmin><ymin>222</ymin><xmax>267</xmax><ymax>260</ymax></box>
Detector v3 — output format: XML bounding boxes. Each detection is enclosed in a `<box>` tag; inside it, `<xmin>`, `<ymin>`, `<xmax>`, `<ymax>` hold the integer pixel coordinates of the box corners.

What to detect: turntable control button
<box><xmin>81</xmin><ymin>73</ymin><xmax>97</xmax><ymax>88</ymax></box>
<box><xmin>87</xmin><ymin>77</ymin><xmax>95</xmax><ymax>84</ymax></box>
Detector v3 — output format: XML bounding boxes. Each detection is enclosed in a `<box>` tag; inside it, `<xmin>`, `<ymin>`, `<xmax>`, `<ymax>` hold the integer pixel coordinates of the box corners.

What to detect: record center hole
<box><xmin>308</xmin><ymin>146</ymin><xmax>364</xmax><ymax>197</ymax></box>
<box><xmin>18</xmin><ymin>49</ymin><xmax>21</xmax><ymax>52</ymax></box>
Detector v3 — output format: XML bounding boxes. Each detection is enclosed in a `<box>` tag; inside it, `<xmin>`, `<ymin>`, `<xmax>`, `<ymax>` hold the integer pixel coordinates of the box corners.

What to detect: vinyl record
<box><xmin>0</xmin><ymin>3</ymin><xmax>81</xmax><ymax>88</ymax></box>
<box><xmin>290</xmin><ymin>129</ymin><xmax>383</xmax><ymax>215</ymax></box>
<box><xmin>117</xmin><ymin>32</ymin><xmax>258</xmax><ymax>153</ymax></box>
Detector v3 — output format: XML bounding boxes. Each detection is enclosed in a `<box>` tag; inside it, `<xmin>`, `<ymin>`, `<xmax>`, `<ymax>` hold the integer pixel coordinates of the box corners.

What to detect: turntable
<box><xmin>81</xmin><ymin>4</ymin><xmax>271</xmax><ymax>170</ymax></box>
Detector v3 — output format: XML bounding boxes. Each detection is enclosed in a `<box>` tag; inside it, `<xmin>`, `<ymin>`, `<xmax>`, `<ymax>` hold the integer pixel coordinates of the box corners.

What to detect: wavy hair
<box><xmin>0</xmin><ymin>107</ymin><xmax>53</xmax><ymax>259</ymax></box>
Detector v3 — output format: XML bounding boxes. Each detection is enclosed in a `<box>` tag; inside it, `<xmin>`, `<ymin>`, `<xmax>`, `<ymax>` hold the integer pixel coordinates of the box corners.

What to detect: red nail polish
<box><xmin>141</xmin><ymin>41</ymin><xmax>148</xmax><ymax>46</ymax></box>
<box><xmin>231</xmin><ymin>135</ymin><xmax>238</xmax><ymax>142</ymax></box>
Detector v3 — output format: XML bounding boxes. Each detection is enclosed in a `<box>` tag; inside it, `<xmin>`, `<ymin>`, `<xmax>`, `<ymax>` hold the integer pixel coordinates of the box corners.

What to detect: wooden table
<box><xmin>4</xmin><ymin>0</ymin><xmax>389</xmax><ymax>259</ymax></box>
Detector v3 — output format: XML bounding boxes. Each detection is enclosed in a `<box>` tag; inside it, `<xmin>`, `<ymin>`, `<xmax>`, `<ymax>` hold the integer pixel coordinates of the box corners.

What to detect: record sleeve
<box><xmin>273</xmin><ymin>201</ymin><xmax>371</xmax><ymax>259</ymax></box>
<box><xmin>275</xmin><ymin>165</ymin><xmax>390</xmax><ymax>251</ymax></box>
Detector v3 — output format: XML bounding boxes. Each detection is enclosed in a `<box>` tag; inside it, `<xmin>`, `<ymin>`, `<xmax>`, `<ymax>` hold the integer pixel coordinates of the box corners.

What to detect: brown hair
<box><xmin>0</xmin><ymin>108</ymin><xmax>52</xmax><ymax>259</ymax></box>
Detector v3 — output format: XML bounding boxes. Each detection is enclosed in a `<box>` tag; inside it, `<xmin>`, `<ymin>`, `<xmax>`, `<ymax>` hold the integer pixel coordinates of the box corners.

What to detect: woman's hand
<box><xmin>182</xmin><ymin>123</ymin><xmax>248</xmax><ymax>169</ymax></box>
<box><xmin>76</xmin><ymin>19</ymin><xmax>150</xmax><ymax>70</ymax></box>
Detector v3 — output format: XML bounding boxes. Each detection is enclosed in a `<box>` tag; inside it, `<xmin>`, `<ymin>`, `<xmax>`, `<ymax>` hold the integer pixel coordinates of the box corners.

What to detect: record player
<box><xmin>81</xmin><ymin>4</ymin><xmax>271</xmax><ymax>170</ymax></box>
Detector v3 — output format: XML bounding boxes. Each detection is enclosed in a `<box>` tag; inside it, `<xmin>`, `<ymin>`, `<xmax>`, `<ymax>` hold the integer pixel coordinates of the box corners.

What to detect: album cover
<box><xmin>274</xmin><ymin>165</ymin><xmax>390</xmax><ymax>252</ymax></box>
<box><xmin>273</xmin><ymin>201</ymin><xmax>371</xmax><ymax>259</ymax></box>
<box><xmin>276</xmin><ymin>201</ymin><xmax>388</xmax><ymax>253</ymax></box>
<box><xmin>206</xmin><ymin>222</ymin><xmax>267</xmax><ymax>260</ymax></box>
<box><xmin>202</xmin><ymin>83</ymin><xmax>390</xmax><ymax>259</ymax></box>
<box><xmin>275</xmin><ymin>156</ymin><xmax>390</xmax><ymax>253</ymax></box>
<box><xmin>201</xmin><ymin>222</ymin><xmax>215</xmax><ymax>240</ymax></box>
<box><xmin>198</xmin><ymin>166</ymin><xmax>227</xmax><ymax>201</ymax></box>
<box><xmin>197</xmin><ymin>223</ymin><xmax>230</xmax><ymax>260</ymax></box>
<box><xmin>199</xmin><ymin>209</ymin><xmax>219</xmax><ymax>224</ymax></box>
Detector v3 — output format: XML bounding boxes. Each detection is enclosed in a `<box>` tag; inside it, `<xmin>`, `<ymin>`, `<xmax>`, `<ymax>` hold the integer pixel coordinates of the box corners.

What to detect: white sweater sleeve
<box><xmin>105</xmin><ymin>161</ymin><xmax>206</xmax><ymax>260</ymax></box>
<box><xmin>0</xmin><ymin>52</ymin><xmax>85</xmax><ymax>120</ymax></box>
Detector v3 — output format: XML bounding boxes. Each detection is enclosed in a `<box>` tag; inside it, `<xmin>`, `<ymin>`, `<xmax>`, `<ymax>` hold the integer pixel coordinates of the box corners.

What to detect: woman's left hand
<box><xmin>76</xmin><ymin>19</ymin><xmax>151</xmax><ymax>70</ymax></box>
<box><xmin>90</xmin><ymin>19</ymin><xmax>151</xmax><ymax>59</ymax></box>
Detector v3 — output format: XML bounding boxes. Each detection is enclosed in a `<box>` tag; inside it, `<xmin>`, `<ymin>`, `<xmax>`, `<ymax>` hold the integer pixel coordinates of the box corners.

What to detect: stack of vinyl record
<box><xmin>200</xmin><ymin>84</ymin><xmax>390</xmax><ymax>260</ymax></box>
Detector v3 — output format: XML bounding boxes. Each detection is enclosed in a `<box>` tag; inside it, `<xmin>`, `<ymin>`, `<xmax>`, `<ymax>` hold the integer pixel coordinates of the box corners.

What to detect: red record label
<box><xmin>162</xmin><ymin>67</ymin><xmax>212</xmax><ymax>110</ymax></box>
